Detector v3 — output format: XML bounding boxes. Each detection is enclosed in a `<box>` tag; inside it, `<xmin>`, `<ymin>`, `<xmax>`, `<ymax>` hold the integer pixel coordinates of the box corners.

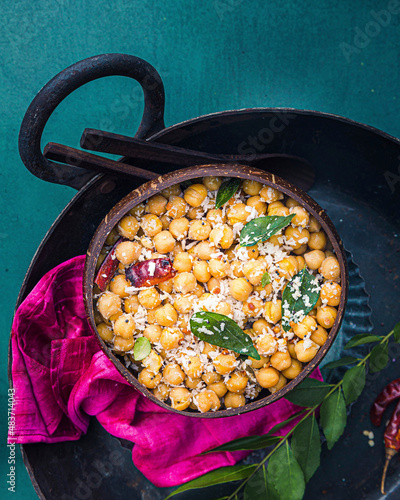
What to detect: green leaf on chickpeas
<box><xmin>281</xmin><ymin>268</ymin><xmax>321</xmax><ymax>332</ymax></box>
<box><xmin>164</xmin><ymin>464</ymin><xmax>257</xmax><ymax>499</ymax></box>
<box><xmin>261</xmin><ymin>271</ymin><xmax>271</xmax><ymax>287</ymax></box>
<box><xmin>239</xmin><ymin>214</ymin><xmax>295</xmax><ymax>247</ymax></box>
<box><xmin>344</xmin><ymin>333</ymin><xmax>382</xmax><ymax>350</ymax></box>
<box><xmin>291</xmin><ymin>414</ymin><xmax>321</xmax><ymax>483</ymax></box>
<box><xmin>320</xmin><ymin>388</ymin><xmax>347</xmax><ymax>450</ymax></box>
<box><xmin>203</xmin><ymin>434</ymin><xmax>282</xmax><ymax>454</ymax></box>
<box><xmin>133</xmin><ymin>337</ymin><xmax>151</xmax><ymax>361</ymax></box>
<box><xmin>284</xmin><ymin>378</ymin><xmax>332</xmax><ymax>407</ymax></box>
<box><xmin>321</xmin><ymin>356</ymin><xmax>359</xmax><ymax>370</ymax></box>
<box><xmin>215</xmin><ymin>178</ymin><xmax>242</xmax><ymax>209</ymax></box>
<box><xmin>190</xmin><ymin>311</ymin><xmax>260</xmax><ymax>360</ymax></box>
<box><xmin>342</xmin><ymin>364</ymin><xmax>366</xmax><ymax>405</ymax></box>
<box><xmin>267</xmin><ymin>441</ymin><xmax>306</xmax><ymax>500</ymax></box>
<box><xmin>369</xmin><ymin>341</ymin><xmax>389</xmax><ymax>373</ymax></box>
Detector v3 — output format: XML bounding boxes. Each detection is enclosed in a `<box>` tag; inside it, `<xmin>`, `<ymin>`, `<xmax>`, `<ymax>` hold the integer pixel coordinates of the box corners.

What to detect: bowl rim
<box><xmin>83</xmin><ymin>163</ymin><xmax>348</xmax><ymax>418</ymax></box>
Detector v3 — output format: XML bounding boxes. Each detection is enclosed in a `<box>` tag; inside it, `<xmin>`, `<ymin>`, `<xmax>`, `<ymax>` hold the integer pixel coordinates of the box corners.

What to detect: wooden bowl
<box><xmin>83</xmin><ymin>164</ymin><xmax>348</xmax><ymax>418</ymax></box>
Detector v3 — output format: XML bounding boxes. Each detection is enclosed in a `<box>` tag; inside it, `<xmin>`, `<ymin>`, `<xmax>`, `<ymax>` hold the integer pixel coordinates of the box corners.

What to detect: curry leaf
<box><xmin>281</xmin><ymin>268</ymin><xmax>321</xmax><ymax>332</ymax></box>
<box><xmin>393</xmin><ymin>322</ymin><xmax>400</xmax><ymax>343</ymax></box>
<box><xmin>133</xmin><ymin>337</ymin><xmax>151</xmax><ymax>361</ymax></box>
<box><xmin>369</xmin><ymin>341</ymin><xmax>389</xmax><ymax>373</ymax></box>
<box><xmin>215</xmin><ymin>178</ymin><xmax>242</xmax><ymax>209</ymax></box>
<box><xmin>203</xmin><ymin>435</ymin><xmax>281</xmax><ymax>454</ymax></box>
<box><xmin>284</xmin><ymin>378</ymin><xmax>332</xmax><ymax>407</ymax></box>
<box><xmin>239</xmin><ymin>214</ymin><xmax>295</xmax><ymax>247</ymax></box>
<box><xmin>344</xmin><ymin>334</ymin><xmax>382</xmax><ymax>350</ymax></box>
<box><xmin>291</xmin><ymin>414</ymin><xmax>321</xmax><ymax>482</ymax></box>
<box><xmin>322</xmin><ymin>356</ymin><xmax>359</xmax><ymax>370</ymax></box>
<box><xmin>164</xmin><ymin>465</ymin><xmax>257</xmax><ymax>499</ymax></box>
<box><xmin>244</xmin><ymin>465</ymin><xmax>268</xmax><ymax>500</ymax></box>
<box><xmin>342</xmin><ymin>364</ymin><xmax>366</xmax><ymax>405</ymax></box>
<box><xmin>190</xmin><ymin>311</ymin><xmax>260</xmax><ymax>359</ymax></box>
<box><xmin>320</xmin><ymin>389</ymin><xmax>347</xmax><ymax>450</ymax></box>
<box><xmin>267</xmin><ymin>441</ymin><xmax>305</xmax><ymax>500</ymax></box>
<box><xmin>261</xmin><ymin>271</ymin><xmax>271</xmax><ymax>287</ymax></box>
<box><xmin>267</xmin><ymin>411</ymin><xmax>306</xmax><ymax>435</ymax></box>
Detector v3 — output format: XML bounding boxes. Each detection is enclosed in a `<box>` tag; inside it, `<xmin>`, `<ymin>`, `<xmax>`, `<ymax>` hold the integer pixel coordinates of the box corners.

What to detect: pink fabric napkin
<box><xmin>9</xmin><ymin>255</ymin><xmax>323</xmax><ymax>487</ymax></box>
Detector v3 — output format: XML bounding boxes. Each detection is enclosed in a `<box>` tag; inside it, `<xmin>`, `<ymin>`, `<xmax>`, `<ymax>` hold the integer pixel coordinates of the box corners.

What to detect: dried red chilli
<box><xmin>126</xmin><ymin>257</ymin><xmax>176</xmax><ymax>288</ymax></box>
<box><xmin>371</xmin><ymin>379</ymin><xmax>400</xmax><ymax>494</ymax></box>
<box><xmin>94</xmin><ymin>238</ymin><xmax>124</xmax><ymax>291</ymax></box>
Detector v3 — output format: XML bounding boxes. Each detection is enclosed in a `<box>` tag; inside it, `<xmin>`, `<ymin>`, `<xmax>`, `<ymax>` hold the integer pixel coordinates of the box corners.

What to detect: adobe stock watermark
<box><xmin>7</xmin><ymin>388</ymin><xmax>17</xmax><ymax>493</ymax></box>
<box><xmin>384</xmin><ymin>155</ymin><xmax>400</xmax><ymax>194</ymax></box>
<box><xmin>340</xmin><ymin>1</ymin><xmax>400</xmax><ymax>62</ymax></box>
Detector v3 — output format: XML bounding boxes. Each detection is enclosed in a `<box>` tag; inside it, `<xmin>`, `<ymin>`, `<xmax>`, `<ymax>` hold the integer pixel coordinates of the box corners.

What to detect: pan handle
<box><xmin>18</xmin><ymin>53</ymin><xmax>165</xmax><ymax>190</ymax></box>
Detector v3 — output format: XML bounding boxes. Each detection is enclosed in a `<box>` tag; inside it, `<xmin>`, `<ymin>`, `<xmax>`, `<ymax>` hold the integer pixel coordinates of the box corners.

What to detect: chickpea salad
<box><xmin>93</xmin><ymin>177</ymin><xmax>342</xmax><ymax>413</ymax></box>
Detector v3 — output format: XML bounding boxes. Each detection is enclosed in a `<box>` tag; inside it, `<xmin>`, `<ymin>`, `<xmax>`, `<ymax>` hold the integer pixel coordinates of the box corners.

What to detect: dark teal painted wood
<box><xmin>1</xmin><ymin>1</ymin><xmax>399</xmax><ymax>498</ymax></box>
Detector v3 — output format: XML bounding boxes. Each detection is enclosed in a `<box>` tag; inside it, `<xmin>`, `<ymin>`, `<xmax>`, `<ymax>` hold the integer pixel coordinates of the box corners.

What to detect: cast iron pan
<box><xmin>11</xmin><ymin>54</ymin><xmax>400</xmax><ymax>498</ymax></box>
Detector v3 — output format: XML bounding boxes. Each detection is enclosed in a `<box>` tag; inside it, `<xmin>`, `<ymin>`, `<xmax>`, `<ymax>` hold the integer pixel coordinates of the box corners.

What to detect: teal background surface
<box><xmin>1</xmin><ymin>1</ymin><xmax>399</xmax><ymax>498</ymax></box>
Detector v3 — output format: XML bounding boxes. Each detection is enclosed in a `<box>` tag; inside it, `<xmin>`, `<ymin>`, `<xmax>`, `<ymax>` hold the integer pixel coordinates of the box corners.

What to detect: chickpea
<box><xmin>249</xmin><ymin>355</ymin><xmax>270</xmax><ymax>369</ymax></box>
<box><xmin>160</xmin><ymin>327</ymin><xmax>184</xmax><ymax>350</ymax></box>
<box><xmin>192</xmin><ymin>283</ymin><xmax>205</xmax><ymax>298</ymax></box>
<box><xmin>308</xmin><ymin>231</ymin><xmax>327</xmax><ymax>251</ymax></box>
<box><xmin>155</xmin><ymin>304</ymin><xmax>178</xmax><ymax>327</ymax></box>
<box><xmin>173</xmin><ymin>252</ymin><xmax>192</xmax><ymax>273</ymax></box>
<box><xmin>242</xmin><ymin>260</ymin><xmax>266</xmax><ymax>285</ymax></box>
<box><xmin>143</xmin><ymin>325</ymin><xmax>162</xmax><ymax>343</ymax></box>
<box><xmin>124</xmin><ymin>295</ymin><xmax>139</xmax><ymax>314</ymax></box>
<box><xmin>296</xmin><ymin>256</ymin><xmax>305</xmax><ymax>269</ymax></box>
<box><xmin>227</xmin><ymin>203</ymin><xmax>248</xmax><ymax>224</ymax></box>
<box><xmin>293</xmin><ymin>244</ymin><xmax>308</xmax><ymax>256</ymax></box>
<box><xmin>229</xmin><ymin>278</ymin><xmax>253</xmax><ymax>301</ymax></box>
<box><xmin>320</xmin><ymin>281</ymin><xmax>341</xmax><ymax>307</ymax></box>
<box><xmin>304</xmin><ymin>250</ymin><xmax>325</xmax><ymax>270</ymax></box>
<box><xmin>173</xmin><ymin>294</ymin><xmax>194</xmax><ymax>314</ymax></box>
<box><xmin>277</xmin><ymin>257</ymin><xmax>298</xmax><ymax>280</ymax></box>
<box><xmin>181</xmin><ymin>355</ymin><xmax>203</xmax><ymax>379</ymax></box>
<box><xmin>268</xmin><ymin>373</ymin><xmax>288</xmax><ymax>393</ymax></box>
<box><xmin>223</xmin><ymin>392</ymin><xmax>245</xmax><ymax>409</ymax></box>
<box><xmin>216</xmin><ymin>301</ymin><xmax>233</xmax><ymax>316</ymax></box>
<box><xmin>193</xmin><ymin>241</ymin><xmax>214</xmax><ymax>260</ymax></box>
<box><xmin>113</xmin><ymin>336</ymin><xmax>134</xmax><ymax>353</ymax></box>
<box><xmin>153</xmin><ymin>383</ymin><xmax>169</xmax><ymax>401</ymax></box>
<box><xmin>97</xmin><ymin>323</ymin><xmax>114</xmax><ymax>343</ymax></box>
<box><xmin>293</xmin><ymin>315</ymin><xmax>317</xmax><ymax>339</ymax></box>
<box><xmin>113</xmin><ymin>314</ymin><xmax>136</xmax><ymax>339</ymax></box>
<box><xmin>226</xmin><ymin>371</ymin><xmax>249</xmax><ymax>393</ymax></box>
<box><xmin>160</xmin><ymin>215</ymin><xmax>171</xmax><ymax>230</ymax></box>
<box><xmin>286</xmin><ymin>198</ymin><xmax>300</xmax><ymax>208</ymax></box>
<box><xmin>157</xmin><ymin>277</ymin><xmax>173</xmax><ymax>293</ymax></box>
<box><xmin>184</xmin><ymin>184</ymin><xmax>208</xmax><ymax>207</ymax></box>
<box><xmin>256</xmin><ymin>367</ymin><xmax>280</xmax><ymax>388</ymax></box>
<box><xmin>185</xmin><ymin>377</ymin><xmax>203</xmax><ymax>390</ymax></box>
<box><xmin>196</xmin><ymin>389</ymin><xmax>221</xmax><ymax>412</ymax></box>
<box><xmin>146</xmin><ymin>194</ymin><xmax>168</xmax><ymax>216</ymax></box>
<box><xmin>140</xmin><ymin>236</ymin><xmax>154</xmax><ymax>249</ymax></box>
<box><xmin>129</xmin><ymin>203</ymin><xmax>145</xmax><ymax>218</ymax></box>
<box><xmin>256</xmin><ymin>333</ymin><xmax>278</xmax><ymax>356</ymax></box>
<box><xmin>161</xmin><ymin>184</ymin><xmax>181</xmax><ymax>198</ymax></box>
<box><xmin>138</xmin><ymin>368</ymin><xmax>162</xmax><ymax>389</ymax></box>
<box><xmin>209</xmin><ymin>225</ymin><xmax>234</xmax><ymax>250</ymax></box>
<box><xmin>319</xmin><ymin>256</ymin><xmax>340</xmax><ymax>281</ymax></box>
<box><xmin>213</xmin><ymin>353</ymin><xmax>237</xmax><ymax>375</ymax></box>
<box><xmin>138</xmin><ymin>288</ymin><xmax>161</xmax><ymax>309</ymax></box>
<box><xmin>325</xmin><ymin>250</ymin><xmax>335</xmax><ymax>258</ymax></box>
<box><xmin>243</xmin><ymin>297</ymin><xmax>264</xmax><ymax>317</ymax></box>
<box><xmin>287</xmin><ymin>342</ymin><xmax>297</xmax><ymax>359</ymax></box>
<box><xmin>280</xmin><ymin>358</ymin><xmax>302</xmax><ymax>379</ymax></box>
<box><xmin>146</xmin><ymin>306</ymin><xmax>162</xmax><ymax>324</ymax></box>
<box><xmin>105</xmin><ymin>227</ymin><xmax>120</xmax><ymax>246</ymax></box>
<box><xmin>142</xmin><ymin>350</ymin><xmax>163</xmax><ymax>373</ymax></box>
<box><xmin>231</xmin><ymin>260</ymin><xmax>244</xmax><ymax>278</ymax></box>
<box><xmin>247</xmin><ymin>195</ymin><xmax>267</xmax><ymax>215</ymax></box>
<box><xmin>208</xmin><ymin>381</ymin><xmax>228</xmax><ymax>398</ymax></box>
<box><xmin>163</xmin><ymin>363</ymin><xmax>186</xmax><ymax>386</ymax></box>
<box><xmin>117</xmin><ymin>215</ymin><xmax>140</xmax><ymax>240</ymax></box>
<box><xmin>252</xmin><ymin>319</ymin><xmax>270</xmax><ymax>335</ymax></box>
<box><xmin>166</xmin><ymin>196</ymin><xmax>188</xmax><ymax>219</ymax></box>
<box><xmin>203</xmin><ymin>176</ymin><xmax>223</xmax><ymax>191</ymax></box>
<box><xmin>173</xmin><ymin>272</ymin><xmax>197</xmax><ymax>293</ymax></box>
<box><xmin>109</xmin><ymin>274</ymin><xmax>131</xmax><ymax>298</ymax></box>
<box><xmin>206</xmin><ymin>277</ymin><xmax>220</xmax><ymax>295</ymax></box>
<box><xmin>260</xmin><ymin>186</ymin><xmax>284</xmax><ymax>203</ymax></box>
<box><xmin>285</xmin><ymin>226</ymin><xmax>310</xmax><ymax>249</ymax></box>
<box><xmin>168</xmin><ymin>218</ymin><xmax>189</xmax><ymax>240</ymax></box>
<box><xmin>295</xmin><ymin>341</ymin><xmax>319</xmax><ymax>363</ymax></box>
<box><xmin>97</xmin><ymin>292</ymin><xmax>122</xmax><ymax>320</ymax></box>
<box><xmin>169</xmin><ymin>387</ymin><xmax>191</xmax><ymax>411</ymax></box>
<box><xmin>202</xmin><ymin>371</ymin><xmax>221</xmax><ymax>385</ymax></box>
<box><xmin>191</xmin><ymin>261</ymin><xmax>210</xmax><ymax>283</ymax></box>
<box><xmin>202</xmin><ymin>341</ymin><xmax>217</xmax><ymax>357</ymax></box>
<box><xmin>308</xmin><ymin>216</ymin><xmax>321</xmax><ymax>233</ymax></box>
<box><xmin>206</xmin><ymin>208</ymin><xmax>226</xmax><ymax>225</ymax></box>
<box><xmin>186</xmin><ymin>206</ymin><xmax>204</xmax><ymax>219</ymax></box>
<box><xmin>263</xmin><ymin>300</ymin><xmax>282</xmax><ymax>324</ymax></box>
<box><xmin>171</xmin><ymin>242</ymin><xmax>184</xmax><ymax>258</ymax></box>
<box><xmin>188</xmin><ymin>220</ymin><xmax>212</xmax><ymax>241</ymax></box>
<box><xmin>115</xmin><ymin>241</ymin><xmax>141</xmax><ymax>265</ymax></box>
<box><xmin>241</xmin><ymin>179</ymin><xmax>261</xmax><ymax>195</ymax></box>
<box><xmin>267</xmin><ymin>234</ymin><xmax>282</xmax><ymax>246</ymax></box>
<box><xmin>141</xmin><ymin>214</ymin><xmax>163</xmax><ymax>237</ymax></box>
<box><xmin>270</xmin><ymin>351</ymin><xmax>292</xmax><ymax>371</ymax></box>
<box><xmin>316</xmin><ymin>306</ymin><xmax>337</xmax><ymax>329</ymax></box>
<box><xmin>290</xmin><ymin>206</ymin><xmax>310</xmax><ymax>228</ymax></box>
<box><xmin>311</xmin><ymin>325</ymin><xmax>328</xmax><ymax>346</ymax></box>
<box><xmin>209</xmin><ymin>258</ymin><xmax>231</xmax><ymax>278</ymax></box>
<box><xmin>268</xmin><ymin>205</ymin><xmax>290</xmax><ymax>217</ymax></box>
